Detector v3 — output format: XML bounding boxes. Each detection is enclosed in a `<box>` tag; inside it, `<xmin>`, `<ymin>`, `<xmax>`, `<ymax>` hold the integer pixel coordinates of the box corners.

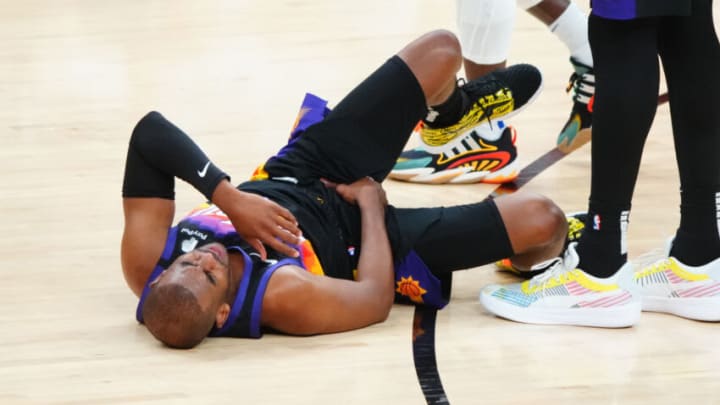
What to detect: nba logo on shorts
<box><xmin>593</xmin><ymin>214</ymin><xmax>602</xmax><ymax>231</ymax></box>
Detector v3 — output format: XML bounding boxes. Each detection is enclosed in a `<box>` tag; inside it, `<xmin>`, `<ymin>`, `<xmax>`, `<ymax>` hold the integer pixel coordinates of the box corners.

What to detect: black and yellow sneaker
<box><xmin>556</xmin><ymin>58</ymin><xmax>594</xmax><ymax>153</ymax></box>
<box><xmin>420</xmin><ymin>63</ymin><xmax>542</xmax><ymax>148</ymax></box>
<box><xmin>496</xmin><ymin>212</ymin><xmax>588</xmax><ymax>279</ymax></box>
<box><xmin>389</xmin><ymin>122</ymin><xmax>519</xmax><ymax>184</ymax></box>
<box><xmin>391</xmin><ymin>63</ymin><xmax>542</xmax><ymax>184</ymax></box>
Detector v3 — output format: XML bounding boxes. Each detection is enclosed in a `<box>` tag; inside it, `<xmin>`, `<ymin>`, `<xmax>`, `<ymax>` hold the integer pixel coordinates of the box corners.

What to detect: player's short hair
<box><xmin>142</xmin><ymin>283</ymin><xmax>216</xmax><ymax>349</ymax></box>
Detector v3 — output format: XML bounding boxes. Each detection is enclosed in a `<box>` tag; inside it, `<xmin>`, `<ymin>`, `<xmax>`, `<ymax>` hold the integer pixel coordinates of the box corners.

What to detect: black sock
<box><xmin>576</xmin><ymin>209</ymin><xmax>630</xmax><ymax>278</ymax></box>
<box><xmin>424</xmin><ymin>84</ymin><xmax>470</xmax><ymax>128</ymax></box>
<box><xmin>669</xmin><ymin>190</ymin><xmax>720</xmax><ymax>265</ymax></box>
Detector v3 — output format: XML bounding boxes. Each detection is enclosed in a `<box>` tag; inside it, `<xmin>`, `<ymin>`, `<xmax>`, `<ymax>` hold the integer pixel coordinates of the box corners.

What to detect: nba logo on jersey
<box><xmin>593</xmin><ymin>214</ymin><xmax>602</xmax><ymax>230</ymax></box>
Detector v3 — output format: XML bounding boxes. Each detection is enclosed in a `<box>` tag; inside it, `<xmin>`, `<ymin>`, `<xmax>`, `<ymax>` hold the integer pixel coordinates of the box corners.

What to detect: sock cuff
<box><xmin>550</xmin><ymin>3</ymin><xmax>593</xmax><ymax>66</ymax></box>
<box><xmin>425</xmin><ymin>84</ymin><xmax>468</xmax><ymax>127</ymax></box>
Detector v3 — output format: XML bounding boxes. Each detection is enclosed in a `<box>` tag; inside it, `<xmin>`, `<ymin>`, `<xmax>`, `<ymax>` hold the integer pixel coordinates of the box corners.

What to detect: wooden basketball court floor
<box><xmin>1</xmin><ymin>1</ymin><xmax>719</xmax><ymax>404</ymax></box>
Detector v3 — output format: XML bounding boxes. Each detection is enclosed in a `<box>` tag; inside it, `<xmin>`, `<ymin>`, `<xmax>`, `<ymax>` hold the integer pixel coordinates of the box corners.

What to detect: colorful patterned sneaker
<box><xmin>420</xmin><ymin>63</ymin><xmax>543</xmax><ymax>149</ymax></box>
<box><xmin>389</xmin><ymin>121</ymin><xmax>519</xmax><ymax>184</ymax></box>
<box><xmin>556</xmin><ymin>57</ymin><xmax>594</xmax><ymax>153</ymax></box>
<box><xmin>496</xmin><ymin>211</ymin><xmax>588</xmax><ymax>278</ymax></box>
<box><xmin>634</xmin><ymin>241</ymin><xmax>720</xmax><ymax>321</ymax></box>
<box><xmin>480</xmin><ymin>243</ymin><xmax>641</xmax><ymax>327</ymax></box>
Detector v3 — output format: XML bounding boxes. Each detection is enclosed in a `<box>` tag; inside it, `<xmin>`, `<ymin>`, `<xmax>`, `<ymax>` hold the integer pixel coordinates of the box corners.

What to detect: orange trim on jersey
<box><xmin>299</xmin><ymin>238</ymin><xmax>324</xmax><ymax>276</ymax></box>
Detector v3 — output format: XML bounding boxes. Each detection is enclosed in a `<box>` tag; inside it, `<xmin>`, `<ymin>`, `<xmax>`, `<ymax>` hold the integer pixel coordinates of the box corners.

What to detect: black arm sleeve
<box><xmin>121</xmin><ymin>111</ymin><xmax>230</xmax><ymax>200</ymax></box>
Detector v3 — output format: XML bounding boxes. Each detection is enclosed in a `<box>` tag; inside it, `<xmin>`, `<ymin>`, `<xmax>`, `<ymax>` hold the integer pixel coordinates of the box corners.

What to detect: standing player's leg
<box><xmin>522</xmin><ymin>0</ymin><xmax>595</xmax><ymax>151</ymax></box>
<box><xmin>459</xmin><ymin>0</ymin><xmax>592</xmax><ymax>79</ymax></box>
<box><xmin>391</xmin><ymin>0</ymin><xmax>589</xmax><ymax>186</ymax></box>
<box><xmin>576</xmin><ymin>16</ymin><xmax>660</xmax><ymax>278</ymax></box>
<box><xmin>634</xmin><ymin>0</ymin><xmax>720</xmax><ymax>321</ymax></box>
<box><xmin>457</xmin><ymin>0</ymin><xmax>516</xmax><ymax>79</ymax></box>
<box><xmin>460</xmin><ymin>0</ymin><xmax>594</xmax><ymax>152</ymax></box>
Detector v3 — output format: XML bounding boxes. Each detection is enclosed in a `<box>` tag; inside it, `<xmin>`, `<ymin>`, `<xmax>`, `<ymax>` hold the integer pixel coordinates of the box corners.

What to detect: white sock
<box><xmin>549</xmin><ymin>2</ymin><xmax>593</xmax><ymax>67</ymax></box>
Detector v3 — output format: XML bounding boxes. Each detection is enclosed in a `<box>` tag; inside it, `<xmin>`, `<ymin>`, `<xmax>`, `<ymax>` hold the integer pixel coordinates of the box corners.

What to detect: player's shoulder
<box><xmin>261</xmin><ymin>264</ymin><xmax>318</xmax><ymax>323</ymax></box>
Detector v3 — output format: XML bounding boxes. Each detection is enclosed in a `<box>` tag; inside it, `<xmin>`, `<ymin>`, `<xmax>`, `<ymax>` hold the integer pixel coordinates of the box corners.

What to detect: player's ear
<box><xmin>215</xmin><ymin>303</ymin><xmax>231</xmax><ymax>328</ymax></box>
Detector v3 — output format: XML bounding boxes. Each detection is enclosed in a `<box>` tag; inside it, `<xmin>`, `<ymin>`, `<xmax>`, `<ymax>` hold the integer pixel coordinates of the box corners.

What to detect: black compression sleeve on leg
<box><xmin>121</xmin><ymin>111</ymin><xmax>230</xmax><ymax>200</ymax></box>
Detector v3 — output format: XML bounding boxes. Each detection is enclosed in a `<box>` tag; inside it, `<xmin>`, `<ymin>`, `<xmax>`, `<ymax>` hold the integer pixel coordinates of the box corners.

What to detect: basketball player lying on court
<box><xmin>121</xmin><ymin>29</ymin><xmax>568</xmax><ymax>349</ymax></box>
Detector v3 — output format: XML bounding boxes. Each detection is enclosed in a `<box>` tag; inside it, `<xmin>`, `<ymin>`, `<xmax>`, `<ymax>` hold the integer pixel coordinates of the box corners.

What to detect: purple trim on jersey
<box><xmin>592</xmin><ymin>0</ymin><xmax>637</xmax><ymax>20</ymax></box>
<box><xmin>274</xmin><ymin>93</ymin><xmax>331</xmax><ymax>159</ymax></box>
<box><xmin>249</xmin><ymin>258</ymin><xmax>299</xmax><ymax>337</ymax></box>
<box><xmin>289</xmin><ymin>93</ymin><xmax>330</xmax><ymax>141</ymax></box>
<box><xmin>136</xmin><ymin>227</ymin><xmax>179</xmax><ymax>322</ymax></box>
<box><xmin>209</xmin><ymin>248</ymin><xmax>254</xmax><ymax>337</ymax></box>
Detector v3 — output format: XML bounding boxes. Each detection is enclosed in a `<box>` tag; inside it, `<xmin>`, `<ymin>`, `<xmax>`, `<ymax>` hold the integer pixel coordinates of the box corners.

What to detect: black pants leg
<box><xmin>658</xmin><ymin>0</ymin><xmax>720</xmax><ymax>263</ymax></box>
<box><xmin>577</xmin><ymin>15</ymin><xmax>661</xmax><ymax>277</ymax></box>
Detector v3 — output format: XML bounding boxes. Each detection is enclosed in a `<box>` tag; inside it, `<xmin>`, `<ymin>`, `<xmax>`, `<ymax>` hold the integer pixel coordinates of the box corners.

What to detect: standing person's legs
<box><xmin>263</xmin><ymin>30</ymin><xmax>462</xmax><ymax>183</ymax></box>
<box><xmin>631</xmin><ymin>0</ymin><xmax>720</xmax><ymax>321</ymax></box>
<box><xmin>457</xmin><ymin>0</ymin><xmax>516</xmax><ymax>79</ymax></box>
<box><xmin>524</xmin><ymin>0</ymin><xmax>595</xmax><ymax>151</ymax></box>
<box><xmin>459</xmin><ymin>0</ymin><xmax>591</xmax><ymax>80</ymax></box>
<box><xmin>456</xmin><ymin>0</ymin><xmax>594</xmax><ymax>152</ymax></box>
<box><xmin>525</xmin><ymin>0</ymin><xmax>592</xmax><ymax>67</ymax></box>
<box><xmin>575</xmin><ymin>15</ymin><xmax>661</xmax><ymax>278</ymax></box>
<box><xmin>657</xmin><ymin>0</ymin><xmax>720</xmax><ymax>265</ymax></box>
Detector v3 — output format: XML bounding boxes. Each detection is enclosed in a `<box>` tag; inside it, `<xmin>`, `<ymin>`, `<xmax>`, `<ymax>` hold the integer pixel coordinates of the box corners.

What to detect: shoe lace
<box><xmin>528</xmin><ymin>257</ymin><xmax>566</xmax><ymax>289</ymax></box>
<box><xmin>459</xmin><ymin>77</ymin><xmax>506</xmax><ymax>130</ymax></box>
<box><xmin>528</xmin><ymin>244</ymin><xmax>581</xmax><ymax>296</ymax></box>
<box><xmin>565</xmin><ymin>71</ymin><xmax>595</xmax><ymax>106</ymax></box>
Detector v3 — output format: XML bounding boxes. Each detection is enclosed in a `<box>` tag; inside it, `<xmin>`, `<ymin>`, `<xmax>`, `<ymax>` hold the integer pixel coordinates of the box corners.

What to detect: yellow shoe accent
<box><xmin>421</xmin><ymin>89</ymin><xmax>514</xmax><ymax>147</ymax></box>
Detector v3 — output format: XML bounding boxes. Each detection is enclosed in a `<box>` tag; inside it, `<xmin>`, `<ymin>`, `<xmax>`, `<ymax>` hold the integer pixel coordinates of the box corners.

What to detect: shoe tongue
<box><xmin>563</xmin><ymin>243</ymin><xmax>581</xmax><ymax>270</ymax></box>
<box><xmin>530</xmin><ymin>257</ymin><xmax>561</xmax><ymax>272</ymax></box>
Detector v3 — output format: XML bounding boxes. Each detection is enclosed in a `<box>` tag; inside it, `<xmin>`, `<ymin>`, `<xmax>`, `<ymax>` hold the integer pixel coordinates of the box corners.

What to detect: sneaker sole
<box><xmin>479</xmin><ymin>291</ymin><xmax>641</xmax><ymax>328</ymax></box>
<box><xmin>389</xmin><ymin>159</ymin><xmax>520</xmax><ymax>184</ymax></box>
<box><xmin>642</xmin><ymin>296</ymin><xmax>720</xmax><ymax>321</ymax></box>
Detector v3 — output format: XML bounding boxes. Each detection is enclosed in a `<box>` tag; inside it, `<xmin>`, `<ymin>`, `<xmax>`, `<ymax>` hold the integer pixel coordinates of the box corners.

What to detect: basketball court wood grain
<box><xmin>1</xmin><ymin>1</ymin><xmax>719</xmax><ymax>404</ymax></box>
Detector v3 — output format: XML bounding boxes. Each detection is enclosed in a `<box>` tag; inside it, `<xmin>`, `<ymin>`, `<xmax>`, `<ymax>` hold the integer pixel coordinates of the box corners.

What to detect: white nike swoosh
<box><xmin>197</xmin><ymin>161</ymin><xmax>210</xmax><ymax>178</ymax></box>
